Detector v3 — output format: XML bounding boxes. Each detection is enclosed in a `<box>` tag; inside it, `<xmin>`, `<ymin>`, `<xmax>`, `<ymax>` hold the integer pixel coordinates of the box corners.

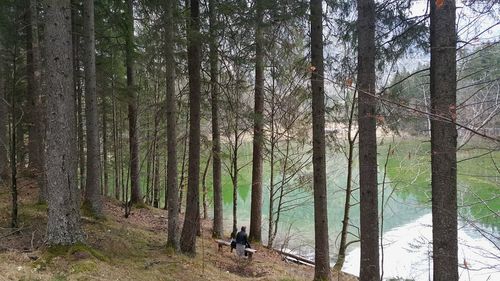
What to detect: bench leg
<box><xmin>218</xmin><ymin>244</ymin><xmax>222</xmax><ymax>252</ymax></box>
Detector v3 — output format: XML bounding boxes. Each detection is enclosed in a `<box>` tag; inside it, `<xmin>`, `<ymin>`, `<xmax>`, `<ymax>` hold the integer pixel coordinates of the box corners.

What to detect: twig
<box><xmin>30</xmin><ymin>230</ymin><xmax>36</xmax><ymax>251</ymax></box>
<box><xmin>324</xmin><ymin>75</ymin><xmax>500</xmax><ymax>142</ymax></box>
<box><xmin>0</xmin><ymin>227</ymin><xmax>24</xmax><ymax>239</ymax></box>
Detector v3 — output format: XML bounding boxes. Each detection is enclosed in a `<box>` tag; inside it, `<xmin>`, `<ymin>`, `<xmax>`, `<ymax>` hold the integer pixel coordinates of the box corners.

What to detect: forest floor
<box><xmin>0</xmin><ymin>177</ymin><xmax>358</xmax><ymax>281</ymax></box>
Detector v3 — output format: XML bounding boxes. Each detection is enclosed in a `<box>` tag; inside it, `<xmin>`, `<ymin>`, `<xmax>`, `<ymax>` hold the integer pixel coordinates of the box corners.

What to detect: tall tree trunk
<box><xmin>30</xmin><ymin>0</ymin><xmax>47</xmax><ymax>203</ymax></box>
<box><xmin>0</xmin><ymin>43</ymin><xmax>9</xmax><ymax>181</ymax></box>
<box><xmin>77</xmin><ymin>83</ymin><xmax>85</xmax><ymax>193</ymax></box>
<box><xmin>163</xmin><ymin>152</ymin><xmax>167</xmax><ymax>208</ymax></box>
<box><xmin>10</xmin><ymin>44</ymin><xmax>18</xmax><ymax>229</ymax></box>
<box><xmin>180</xmin><ymin>0</ymin><xmax>201</xmax><ymax>255</ymax></box>
<box><xmin>13</xmin><ymin>23</ymin><xmax>24</xmax><ymax>170</ymax></box>
<box><xmin>357</xmin><ymin>1</ymin><xmax>379</xmax><ymax>280</ymax></box>
<box><xmin>430</xmin><ymin>1</ymin><xmax>458</xmax><ymax>280</ymax></box>
<box><xmin>231</xmin><ymin>130</ymin><xmax>239</xmax><ymax>236</ymax></box>
<box><xmin>13</xmin><ymin>40</ymin><xmax>24</xmax><ymax>169</ymax></box>
<box><xmin>310</xmin><ymin>0</ymin><xmax>331</xmax><ymax>279</ymax></box>
<box><xmin>208</xmin><ymin>0</ymin><xmax>223</xmax><ymax>239</ymax></box>
<box><xmin>267</xmin><ymin>80</ymin><xmax>276</xmax><ymax>248</ymax></box>
<box><xmin>165</xmin><ymin>0</ymin><xmax>179</xmax><ymax>250</ymax></box>
<box><xmin>82</xmin><ymin>0</ymin><xmax>103</xmax><ymax>217</ymax></box>
<box><xmin>333</xmin><ymin>92</ymin><xmax>357</xmax><ymax>271</ymax></box>
<box><xmin>152</xmin><ymin>112</ymin><xmax>160</xmax><ymax>208</ymax></box>
<box><xmin>9</xmin><ymin>7</ymin><xmax>23</xmax><ymax>224</ymax></box>
<box><xmin>102</xmin><ymin>98</ymin><xmax>109</xmax><ymax>196</ymax></box>
<box><xmin>12</xmin><ymin>15</ymin><xmax>24</xmax><ymax>168</ymax></box>
<box><xmin>112</xmin><ymin>77</ymin><xmax>121</xmax><ymax>200</ymax></box>
<box><xmin>71</xmin><ymin>0</ymin><xmax>85</xmax><ymax>193</ymax></box>
<box><xmin>267</xmin><ymin>122</ymin><xmax>275</xmax><ymax>248</ymax></box>
<box><xmin>249</xmin><ymin>0</ymin><xmax>264</xmax><ymax>243</ymax></box>
<box><xmin>178</xmin><ymin>116</ymin><xmax>189</xmax><ymax>213</ymax></box>
<box><xmin>153</xmin><ymin>154</ymin><xmax>160</xmax><ymax>208</ymax></box>
<box><xmin>201</xmin><ymin>154</ymin><xmax>211</xmax><ymax>220</ymax></box>
<box><xmin>119</xmin><ymin>107</ymin><xmax>126</xmax><ymax>203</ymax></box>
<box><xmin>125</xmin><ymin>0</ymin><xmax>142</xmax><ymax>205</ymax></box>
<box><xmin>145</xmin><ymin>114</ymin><xmax>152</xmax><ymax>205</ymax></box>
<box><xmin>43</xmin><ymin>0</ymin><xmax>84</xmax><ymax>245</ymax></box>
<box><xmin>26</xmin><ymin>0</ymin><xmax>43</xmax><ymax>176</ymax></box>
<box><xmin>15</xmin><ymin>113</ymin><xmax>24</xmax><ymax>167</ymax></box>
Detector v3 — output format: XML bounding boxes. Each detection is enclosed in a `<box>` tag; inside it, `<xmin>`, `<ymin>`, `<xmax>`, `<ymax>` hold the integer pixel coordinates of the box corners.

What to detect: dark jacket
<box><xmin>235</xmin><ymin>230</ymin><xmax>250</xmax><ymax>247</ymax></box>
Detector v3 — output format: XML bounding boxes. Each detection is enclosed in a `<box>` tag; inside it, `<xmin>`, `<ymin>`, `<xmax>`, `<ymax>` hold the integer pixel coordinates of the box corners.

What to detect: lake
<box><xmin>211</xmin><ymin>139</ymin><xmax>500</xmax><ymax>281</ymax></box>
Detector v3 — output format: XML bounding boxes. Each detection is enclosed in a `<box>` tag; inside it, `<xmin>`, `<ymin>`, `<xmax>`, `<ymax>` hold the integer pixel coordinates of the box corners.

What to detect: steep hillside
<box><xmin>0</xmin><ymin>178</ymin><xmax>357</xmax><ymax>281</ymax></box>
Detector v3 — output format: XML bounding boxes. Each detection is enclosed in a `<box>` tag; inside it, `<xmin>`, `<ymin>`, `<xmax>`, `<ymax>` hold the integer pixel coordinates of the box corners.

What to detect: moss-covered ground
<box><xmin>0</xmin><ymin>177</ymin><xmax>357</xmax><ymax>281</ymax></box>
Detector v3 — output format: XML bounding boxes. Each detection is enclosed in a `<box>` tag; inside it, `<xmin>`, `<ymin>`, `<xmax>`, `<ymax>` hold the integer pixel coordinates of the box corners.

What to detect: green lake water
<box><xmin>210</xmin><ymin>140</ymin><xmax>499</xmax><ymax>251</ymax></box>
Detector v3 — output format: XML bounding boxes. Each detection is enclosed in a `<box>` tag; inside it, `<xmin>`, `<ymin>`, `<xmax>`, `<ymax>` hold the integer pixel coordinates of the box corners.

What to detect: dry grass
<box><xmin>0</xmin><ymin>177</ymin><xmax>357</xmax><ymax>281</ymax></box>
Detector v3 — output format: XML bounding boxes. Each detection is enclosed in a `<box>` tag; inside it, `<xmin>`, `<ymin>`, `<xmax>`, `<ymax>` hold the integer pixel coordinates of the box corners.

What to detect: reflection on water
<box><xmin>343</xmin><ymin>213</ymin><xmax>500</xmax><ymax>281</ymax></box>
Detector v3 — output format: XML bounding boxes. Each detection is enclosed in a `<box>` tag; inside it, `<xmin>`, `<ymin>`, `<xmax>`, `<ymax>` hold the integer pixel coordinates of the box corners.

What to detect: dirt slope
<box><xmin>0</xmin><ymin>178</ymin><xmax>358</xmax><ymax>281</ymax></box>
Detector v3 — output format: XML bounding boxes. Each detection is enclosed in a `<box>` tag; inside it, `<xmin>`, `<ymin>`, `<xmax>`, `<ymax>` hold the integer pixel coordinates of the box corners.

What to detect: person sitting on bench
<box><xmin>235</xmin><ymin>226</ymin><xmax>251</xmax><ymax>257</ymax></box>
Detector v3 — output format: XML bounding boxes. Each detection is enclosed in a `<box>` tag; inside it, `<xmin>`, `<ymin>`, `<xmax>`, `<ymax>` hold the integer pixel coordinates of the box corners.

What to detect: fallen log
<box><xmin>274</xmin><ymin>249</ymin><xmax>315</xmax><ymax>267</ymax></box>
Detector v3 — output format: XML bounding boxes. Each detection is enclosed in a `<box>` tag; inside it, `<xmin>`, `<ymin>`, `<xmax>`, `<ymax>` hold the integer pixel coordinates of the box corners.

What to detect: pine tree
<box><xmin>26</xmin><ymin>0</ymin><xmax>44</xmax><ymax>182</ymax></box>
<box><xmin>310</xmin><ymin>0</ymin><xmax>331</xmax><ymax>279</ymax></box>
<box><xmin>125</xmin><ymin>0</ymin><xmax>142</xmax><ymax>205</ymax></box>
<box><xmin>249</xmin><ymin>0</ymin><xmax>265</xmax><ymax>243</ymax></box>
<box><xmin>0</xmin><ymin>40</ymin><xmax>7</xmax><ymax>180</ymax></box>
<box><xmin>82</xmin><ymin>0</ymin><xmax>103</xmax><ymax>217</ymax></box>
<box><xmin>165</xmin><ymin>0</ymin><xmax>180</xmax><ymax>250</ymax></box>
<box><xmin>357</xmin><ymin>0</ymin><xmax>379</xmax><ymax>280</ymax></box>
<box><xmin>430</xmin><ymin>0</ymin><xmax>458</xmax><ymax>279</ymax></box>
<box><xmin>43</xmin><ymin>0</ymin><xmax>84</xmax><ymax>245</ymax></box>
<box><xmin>180</xmin><ymin>0</ymin><xmax>202</xmax><ymax>255</ymax></box>
<box><xmin>209</xmin><ymin>0</ymin><xmax>223</xmax><ymax>239</ymax></box>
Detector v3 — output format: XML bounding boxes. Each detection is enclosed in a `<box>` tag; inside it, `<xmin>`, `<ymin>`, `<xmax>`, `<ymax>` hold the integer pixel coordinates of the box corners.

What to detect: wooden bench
<box><xmin>215</xmin><ymin>239</ymin><xmax>257</xmax><ymax>259</ymax></box>
<box><xmin>215</xmin><ymin>239</ymin><xmax>231</xmax><ymax>251</ymax></box>
<box><xmin>245</xmin><ymin>248</ymin><xmax>257</xmax><ymax>259</ymax></box>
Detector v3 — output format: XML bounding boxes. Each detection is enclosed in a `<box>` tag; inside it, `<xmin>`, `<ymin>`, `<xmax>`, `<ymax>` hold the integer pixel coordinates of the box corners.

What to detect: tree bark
<box><xmin>71</xmin><ymin>0</ymin><xmax>85</xmax><ymax>193</ymax></box>
<box><xmin>430</xmin><ymin>1</ymin><xmax>458</xmax><ymax>280</ymax></box>
<box><xmin>178</xmin><ymin>119</ymin><xmax>188</xmax><ymax>213</ymax></box>
<box><xmin>152</xmin><ymin>113</ymin><xmax>160</xmax><ymax>208</ymax></box>
<box><xmin>267</xmin><ymin>101</ymin><xmax>275</xmax><ymax>247</ymax></box>
<box><xmin>43</xmin><ymin>0</ymin><xmax>84</xmax><ymax>245</ymax></box>
<box><xmin>112</xmin><ymin>67</ymin><xmax>121</xmax><ymax>200</ymax></box>
<box><xmin>310</xmin><ymin>0</ymin><xmax>331</xmax><ymax>279</ymax></box>
<box><xmin>208</xmin><ymin>0</ymin><xmax>223</xmax><ymax>239</ymax></box>
<box><xmin>0</xmin><ymin>42</ymin><xmax>8</xmax><ymax>181</ymax></box>
<box><xmin>26</xmin><ymin>0</ymin><xmax>44</xmax><ymax>177</ymax></box>
<box><xmin>165</xmin><ymin>0</ymin><xmax>179</xmax><ymax>250</ymax></box>
<box><xmin>202</xmin><ymin>154</ymin><xmax>211</xmax><ymax>220</ymax></box>
<box><xmin>249</xmin><ymin>0</ymin><xmax>264</xmax><ymax>243</ymax></box>
<box><xmin>357</xmin><ymin>0</ymin><xmax>379</xmax><ymax>280</ymax></box>
<box><xmin>180</xmin><ymin>0</ymin><xmax>201</xmax><ymax>255</ymax></box>
<box><xmin>77</xmin><ymin>85</ymin><xmax>85</xmax><ymax>192</ymax></box>
<box><xmin>102</xmin><ymin>97</ymin><xmax>109</xmax><ymax>196</ymax></box>
<box><xmin>83</xmin><ymin>0</ymin><xmax>103</xmax><ymax>217</ymax></box>
<box><xmin>10</xmin><ymin>45</ymin><xmax>18</xmax><ymax>229</ymax></box>
<box><xmin>231</xmin><ymin>129</ymin><xmax>239</xmax><ymax>236</ymax></box>
<box><xmin>145</xmin><ymin>114</ymin><xmax>152</xmax><ymax>205</ymax></box>
<box><xmin>125</xmin><ymin>0</ymin><xmax>142</xmax><ymax>205</ymax></box>
<box><xmin>11</xmin><ymin>22</ymin><xmax>24</xmax><ymax>169</ymax></box>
